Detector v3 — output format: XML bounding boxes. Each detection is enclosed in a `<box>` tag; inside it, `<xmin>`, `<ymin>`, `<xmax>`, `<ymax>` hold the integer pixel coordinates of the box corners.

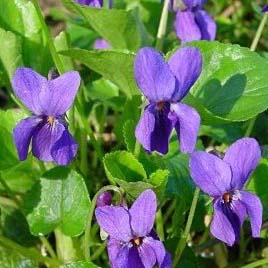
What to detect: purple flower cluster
<box><xmin>12</xmin><ymin>68</ymin><xmax>80</xmax><ymax>165</ymax></box>
<box><xmin>95</xmin><ymin>190</ymin><xmax>171</xmax><ymax>268</ymax></box>
<box><xmin>172</xmin><ymin>0</ymin><xmax>217</xmax><ymax>43</ymax></box>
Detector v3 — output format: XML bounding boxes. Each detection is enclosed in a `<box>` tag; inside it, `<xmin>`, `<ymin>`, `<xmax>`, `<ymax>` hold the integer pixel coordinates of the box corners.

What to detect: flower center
<box><xmin>47</xmin><ymin>115</ymin><xmax>55</xmax><ymax>126</ymax></box>
<box><xmin>222</xmin><ymin>192</ymin><xmax>232</xmax><ymax>204</ymax></box>
<box><xmin>156</xmin><ymin>101</ymin><xmax>165</xmax><ymax>111</ymax></box>
<box><xmin>132</xmin><ymin>237</ymin><xmax>142</xmax><ymax>247</ymax></box>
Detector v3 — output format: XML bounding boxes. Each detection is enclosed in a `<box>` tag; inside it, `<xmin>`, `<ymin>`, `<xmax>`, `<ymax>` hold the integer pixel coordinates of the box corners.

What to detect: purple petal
<box><xmin>128</xmin><ymin>247</ymin><xmax>144</xmax><ymax>268</ymax></box>
<box><xmin>171</xmin><ymin>103</ymin><xmax>200</xmax><ymax>153</ymax></box>
<box><xmin>107</xmin><ymin>238</ymin><xmax>122</xmax><ymax>268</ymax></box>
<box><xmin>32</xmin><ymin>121</ymin><xmax>65</xmax><ymax>162</ymax></box>
<box><xmin>240</xmin><ymin>191</ymin><xmax>263</xmax><ymax>237</ymax></box>
<box><xmin>93</xmin><ymin>39</ymin><xmax>111</xmax><ymax>50</ymax></box>
<box><xmin>95</xmin><ymin>206</ymin><xmax>132</xmax><ymax>242</ymax></box>
<box><xmin>174</xmin><ymin>10</ymin><xmax>201</xmax><ymax>43</ymax></box>
<box><xmin>13</xmin><ymin>116</ymin><xmax>42</xmax><ymax>161</ymax></box>
<box><xmin>143</xmin><ymin>237</ymin><xmax>166</xmax><ymax>266</ymax></box>
<box><xmin>129</xmin><ymin>190</ymin><xmax>157</xmax><ymax>237</ymax></box>
<box><xmin>168</xmin><ymin>47</ymin><xmax>202</xmax><ymax>101</ymax></box>
<box><xmin>223</xmin><ymin>138</ymin><xmax>261</xmax><ymax>189</ymax></box>
<box><xmin>41</xmin><ymin>71</ymin><xmax>81</xmax><ymax>116</ymax></box>
<box><xmin>211</xmin><ymin>199</ymin><xmax>236</xmax><ymax>246</ymax></box>
<box><xmin>138</xmin><ymin>242</ymin><xmax>156</xmax><ymax>268</ymax></box>
<box><xmin>221</xmin><ymin>198</ymin><xmax>247</xmax><ymax>242</ymax></box>
<box><xmin>51</xmin><ymin>128</ymin><xmax>78</xmax><ymax>165</ymax></box>
<box><xmin>183</xmin><ymin>0</ymin><xmax>206</xmax><ymax>8</ymax></box>
<box><xmin>161</xmin><ymin>252</ymin><xmax>172</xmax><ymax>268</ymax></box>
<box><xmin>134</xmin><ymin>47</ymin><xmax>176</xmax><ymax>103</ymax></box>
<box><xmin>12</xmin><ymin>68</ymin><xmax>47</xmax><ymax>115</ymax></box>
<box><xmin>135</xmin><ymin>103</ymin><xmax>173</xmax><ymax>155</ymax></box>
<box><xmin>114</xmin><ymin>244</ymin><xmax>129</xmax><ymax>268</ymax></box>
<box><xmin>195</xmin><ymin>10</ymin><xmax>217</xmax><ymax>41</ymax></box>
<box><xmin>189</xmin><ymin>151</ymin><xmax>232</xmax><ymax>197</ymax></box>
<box><xmin>74</xmin><ymin>0</ymin><xmax>103</xmax><ymax>7</ymax></box>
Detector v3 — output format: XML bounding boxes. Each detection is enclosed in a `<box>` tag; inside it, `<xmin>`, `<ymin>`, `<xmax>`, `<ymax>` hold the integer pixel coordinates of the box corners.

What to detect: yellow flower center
<box><xmin>222</xmin><ymin>192</ymin><xmax>232</xmax><ymax>204</ymax></box>
<box><xmin>47</xmin><ymin>115</ymin><xmax>55</xmax><ymax>125</ymax></box>
<box><xmin>133</xmin><ymin>237</ymin><xmax>142</xmax><ymax>246</ymax></box>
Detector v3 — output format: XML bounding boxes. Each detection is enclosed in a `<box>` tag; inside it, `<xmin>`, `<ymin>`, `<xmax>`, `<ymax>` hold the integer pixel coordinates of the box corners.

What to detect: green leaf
<box><xmin>86</xmin><ymin>78</ymin><xmax>119</xmax><ymax>101</ymax></box>
<box><xmin>199</xmin><ymin>123</ymin><xmax>243</xmax><ymax>144</ymax></box>
<box><xmin>62</xmin><ymin>261</ymin><xmax>100</xmax><ymax>268</ymax></box>
<box><xmin>148</xmin><ymin>169</ymin><xmax>169</xmax><ymax>187</ymax></box>
<box><xmin>0</xmin><ymin>28</ymin><xmax>23</xmax><ymax>85</ymax></box>
<box><xmin>188</xmin><ymin>41</ymin><xmax>268</xmax><ymax>122</ymax></box>
<box><xmin>103</xmin><ymin>151</ymin><xmax>147</xmax><ymax>183</ymax></box>
<box><xmin>62</xmin><ymin>0</ymin><xmax>151</xmax><ymax>50</ymax></box>
<box><xmin>247</xmin><ymin>158</ymin><xmax>268</xmax><ymax>218</ymax></box>
<box><xmin>23</xmin><ymin>167</ymin><xmax>90</xmax><ymax>236</ymax></box>
<box><xmin>0</xmin><ymin>0</ymin><xmax>53</xmax><ymax>75</ymax></box>
<box><xmin>0</xmin><ymin>109</ymin><xmax>27</xmax><ymax>170</ymax></box>
<box><xmin>61</xmin><ymin>48</ymin><xmax>138</xmax><ymax>98</ymax></box>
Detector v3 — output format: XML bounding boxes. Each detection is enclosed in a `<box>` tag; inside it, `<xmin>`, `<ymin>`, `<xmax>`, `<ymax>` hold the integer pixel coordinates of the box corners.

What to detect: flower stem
<box><xmin>245</xmin><ymin>11</ymin><xmax>268</xmax><ymax>137</ymax></box>
<box><xmin>31</xmin><ymin>0</ymin><xmax>65</xmax><ymax>74</ymax></box>
<box><xmin>173</xmin><ymin>188</ymin><xmax>200</xmax><ymax>267</ymax></box>
<box><xmin>156</xmin><ymin>0</ymin><xmax>170</xmax><ymax>51</ymax></box>
<box><xmin>84</xmin><ymin>185</ymin><xmax>122</xmax><ymax>261</ymax></box>
<box><xmin>250</xmin><ymin>12</ymin><xmax>268</xmax><ymax>51</ymax></box>
<box><xmin>240</xmin><ymin>258</ymin><xmax>268</xmax><ymax>268</ymax></box>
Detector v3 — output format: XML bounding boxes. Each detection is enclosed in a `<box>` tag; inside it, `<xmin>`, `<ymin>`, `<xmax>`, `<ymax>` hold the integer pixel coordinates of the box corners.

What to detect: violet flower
<box><xmin>12</xmin><ymin>68</ymin><xmax>81</xmax><ymax>165</ymax></box>
<box><xmin>189</xmin><ymin>138</ymin><xmax>263</xmax><ymax>246</ymax></box>
<box><xmin>95</xmin><ymin>189</ymin><xmax>171</xmax><ymax>268</ymax></box>
<box><xmin>134</xmin><ymin>46</ymin><xmax>202</xmax><ymax>155</ymax></box>
<box><xmin>173</xmin><ymin>0</ymin><xmax>216</xmax><ymax>43</ymax></box>
<box><xmin>93</xmin><ymin>38</ymin><xmax>111</xmax><ymax>50</ymax></box>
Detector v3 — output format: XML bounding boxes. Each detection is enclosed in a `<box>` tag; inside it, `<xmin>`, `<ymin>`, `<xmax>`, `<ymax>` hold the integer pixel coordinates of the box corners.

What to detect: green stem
<box><xmin>84</xmin><ymin>185</ymin><xmax>122</xmax><ymax>261</ymax></box>
<box><xmin>31</xmin><ymin>0</ymin><xmax>65</xmax><ymax>74</ymax></box>
<box><xmin>241</xmin><ymin>258</ymin><xmax>268</xmax><ymax>268</ymax></box>
<box><xmin>245</xmin><ymin>12</ymin><xmax>268</xmax><ymax>137</ymax></box>
<box><xmin>173</xmin><ymin>188</ymin><xmax>200</xmax><ymax>267</ymax></box>
<box><xmin>55</xmin><ymin>228</ymin><xmax>77</xmax><ymax>263</ymax></box>
<box><xmin>155</xmin><ymin>0</ymin><xmax>170</xmax><ymax>50</ymax></box>
<box><xmin>0</xmin><ymin>235</ymin><xmax>60</xmax><ymax>267</ymax></box>
<box><xmin>39</xmin><ymin>236</ymin><xmax>57</xmax><ymax>259</ymax></box>
<box><xmin>250</xmin><ymin>12</ymin><xmax>268</xmax><ymax>51</ymax></box>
